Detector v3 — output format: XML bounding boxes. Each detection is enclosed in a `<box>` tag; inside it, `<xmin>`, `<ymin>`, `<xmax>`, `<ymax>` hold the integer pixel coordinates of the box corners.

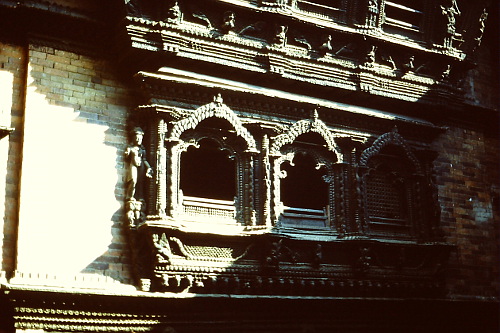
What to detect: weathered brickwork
<box><xmin>15</xmin><ymin>44</ymin><xmax>139</xmax><ymax>283</ymax></box>
<box><xmin>433</xmin><ymin>126</ymin><xmax>499</xmax><ymax>298</ymax></box>
<box><xmin>0</xmin><ymin>42</ymin><xmax>26</xmax><ymax>274</ymax></box>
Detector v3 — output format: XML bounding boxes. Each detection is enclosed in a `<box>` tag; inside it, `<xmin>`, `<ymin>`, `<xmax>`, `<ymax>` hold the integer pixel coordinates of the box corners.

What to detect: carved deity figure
<box><xmin>125</xmin><ymin>127</ymin><xmax>153</xmax><ymax>201</ymax></box>
<box><xmin>402</xmin><ymin>55</ymin><xmax>415</xmax><ymax>72</ymax></box>
<box><xmin>273</xmin><ymin>25</ymin><xmax>288</xmax><ymax>46</ymax></box>
<box><xmin>165</xmin><ymin>1</ymin><xmax>181</xmax><ymax>23</ymax></box>
<box><xmin>365</xmin><ymin>0</ymin><xmax>379</xmax><ymax>27</ymax></box>
<box><xmin>126</xmin><ymin>199</ymin><xmax>146</xmax><ymax>227</ymax></box>
<box><xmin>364</xmin><ymin>45</ymin><xmax>376</xmax><ymax>67</ymax></box>
<box><xmin>221</xmin><ymin>11</ymin><xmax>236</xmax><ymax>33</ymax></box>
<box><xmin>153</xmin><ymin>233</ymin><xmax>172</xmax><ymax>265</ymax></box>
<box><xmin>318</xmin><ymin>34</ymin><xmax>333</xmax><ymax>54</ymax></box>
<box><xmin>440</xmin><ymin>0</ymin><xmax>461</xmax><ymax>48</ymax></box>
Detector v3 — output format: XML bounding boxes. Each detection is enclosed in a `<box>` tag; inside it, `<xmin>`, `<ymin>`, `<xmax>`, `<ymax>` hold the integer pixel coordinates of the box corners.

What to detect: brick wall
<box><xmin>14</xmin><ymin>44</ymin><xmax>138</xmax><ymax>285</ymax></box>
<box><xmin>433</xmin><ymin>126</ymin><xmax>500</xmax><ymax>299</ymax></box>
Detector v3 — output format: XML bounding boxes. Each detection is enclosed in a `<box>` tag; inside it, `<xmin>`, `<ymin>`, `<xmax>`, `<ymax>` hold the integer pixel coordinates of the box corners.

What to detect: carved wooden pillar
<box><xmin>421</xmin><ymin>0</ymin><xmax>434</xmax><ymax>44</ymax></box>
<box><xmin>242</xmin><ymin>151</ymin><xmax>256</xmax><ymax>225</ymax></box>
<box><xmin>415</xmin><ymin>149</ymin><xmax>441</xmax><ymax>240</ymax></box>
<box><xmin>156</xmin><ymin>118</ymin><xmax>168</xmax><ymax>217</ymax></box>
<box><xmin>146</xmin><ymin>119</ymin><xmax>157</xmax><ymax>216</ymax></box>
<box><xmin>378</xmin><ymin>0</ymin><xmax>386</xmax><ymax>30</ymax></box>
<box><xmin>330</xmin><ymin>163</ymin><xmax>346</xmax><ymax>235</ymax></box>
<box><xmin>262</xmin><ymin>134</ymin><xmax>272</xmax><ymax>227</ymax></box>
<box><xmin>164</xmin><ymin>138</ymin><xmax>180</xmax><ymax>218</ymax></box>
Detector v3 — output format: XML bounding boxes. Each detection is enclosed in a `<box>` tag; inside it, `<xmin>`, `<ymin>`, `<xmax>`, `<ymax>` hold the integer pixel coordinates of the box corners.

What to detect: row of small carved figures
<box><xmin>129</xmin><ymin>9</ymin><xmax>488</xmax><ymax>81</ymax></box>
<box><xmin>151</xmin><ymin>235</ymin><xmax>446</xmax><ymax>276</ymax></box>
<box><xmin>128</xmin><ymin>0</ymin><xmax>489</xmax><ymax>57</ymax></box>
<box><xmin>147</xmin><ymin>272</ymin><xmax>445</xmax><ymax>297</ymax></box>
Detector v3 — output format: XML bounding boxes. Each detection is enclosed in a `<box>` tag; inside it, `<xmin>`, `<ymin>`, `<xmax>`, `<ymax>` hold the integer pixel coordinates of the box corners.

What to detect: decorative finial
<box><xmin>213</xmin><ymin>93</ymin><xmax>224</xmax><ymax>106</ymax></box>
<box><xmin>312</xmin><ymin>109</ymin><xmax>319</xmax><ymax>121</ymax></box>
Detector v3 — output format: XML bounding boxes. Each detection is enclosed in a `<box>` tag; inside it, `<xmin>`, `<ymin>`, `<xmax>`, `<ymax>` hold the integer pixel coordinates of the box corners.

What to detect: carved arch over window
<box><xmin>270</xmin><ymin>111</ymin><xmax>342</xmax><ymax>162</ymax></box>
<box><xmin>359</xmin><ymin>128</ymin><xmax>424</xmax><ymax>238</ymax></box>
<box><xmin>359</xmin><ymin>127</ymin><xmax>421</xmax><ymax>173</ymax></box>
<box><xmin>169</xmin><ymin>94</ymin><xmax>257</xmax><ymax>152</ymax></box>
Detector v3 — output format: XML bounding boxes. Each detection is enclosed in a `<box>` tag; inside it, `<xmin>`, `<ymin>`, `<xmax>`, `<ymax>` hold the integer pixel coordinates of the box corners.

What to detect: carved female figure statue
<box><xmin>125</xmin><ymin>127</ymin><xmax>153</xmax><ymax>201</ymax></box>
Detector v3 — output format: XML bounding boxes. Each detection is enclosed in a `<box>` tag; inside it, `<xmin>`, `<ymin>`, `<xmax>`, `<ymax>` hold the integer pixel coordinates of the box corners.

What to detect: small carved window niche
<box><xmin>383</xmin><ymin>0</ymin><xmax>425</xmax><ymax>37</ymax></box>
<box><xmin>295</xmin><ymin>0</ymin><xmax>347</xmax><ymax>24</ymax></box>
<box><xmin>359</xmin><ymin>128</ymin><xmax>424</xmax><ymax>238</ymax></box>
<box><xmin>270</xmin><ymin>113</ymin><xmax>341</xmax><ymax>230</ymax></box>
<box><xmin>167</xmin><ymin>95</ymin><xmax>258</xmax><ymax>226</ymax></box>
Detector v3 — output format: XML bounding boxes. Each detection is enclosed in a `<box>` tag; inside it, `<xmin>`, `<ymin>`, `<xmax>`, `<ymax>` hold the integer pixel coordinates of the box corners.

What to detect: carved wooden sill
<box><xmin>181</xmin><ymin>196</ymin><xmax>237</xmax><ymax>223</ymax></box>
<box><xmin>279</xmin><ymin>206</ymin><xmax>329</xmax><ymax>230</ymax></box>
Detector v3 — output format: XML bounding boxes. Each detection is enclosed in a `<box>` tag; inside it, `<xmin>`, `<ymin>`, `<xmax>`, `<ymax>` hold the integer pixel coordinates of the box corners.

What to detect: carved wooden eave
<box><xmin>117</xmin><ymin>0</ymin><xmax>480</xmax><ymax>113</ymax></box>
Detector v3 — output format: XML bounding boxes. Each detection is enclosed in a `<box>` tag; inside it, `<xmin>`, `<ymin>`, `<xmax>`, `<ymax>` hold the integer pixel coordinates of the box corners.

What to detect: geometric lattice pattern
<box><xmin>183</xmin><ymin>245</ymin><xmax>237</xmax><ymax>259</ymax></box>
<box><xmin>366</xmin><ymin>172</ymin><xmax>404</xmax><ymax>221</ymax></box>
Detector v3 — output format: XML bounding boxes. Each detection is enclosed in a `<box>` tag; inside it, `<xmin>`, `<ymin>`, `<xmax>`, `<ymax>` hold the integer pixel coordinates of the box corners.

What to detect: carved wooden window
<box><xmin>383</xmin><ymin>0</ymin><xmax>424</xmax><ymax>35</ymax></box>
<box><xmin>272</xmin><ymin>129</ymin><xmax>339</xmax><ymax>230</ymax></box>
<box><xmin>365</xmin><ymin>151</ymin><xmax>410</xmax><ymax>229</ymax></box>
<box><xmin>360</xmin><ymin>132</ymin><xmax>423</xmax><ymax>238</ymax></box>
<box><xmin>295</xmin><ymin>0</ymin><xmax>347</xmax><ymax>23</ymax></box>
<box><xmin>163</xmin><ymin>96</ymin><xmax>257</xmax><ymax>226</ymax></box>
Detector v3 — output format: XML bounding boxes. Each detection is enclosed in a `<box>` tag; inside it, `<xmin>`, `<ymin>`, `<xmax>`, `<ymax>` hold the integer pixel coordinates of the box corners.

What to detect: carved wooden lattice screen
<box><xmin>366</xmin><ymin>171</ymin><xmax>406</xmax><ymax>225</ymax></box>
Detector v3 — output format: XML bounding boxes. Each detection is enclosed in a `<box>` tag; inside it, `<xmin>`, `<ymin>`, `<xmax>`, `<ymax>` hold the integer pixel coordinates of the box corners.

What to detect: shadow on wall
<box><xmin>12</xmin><ymin>46</ymin><xmax>139</xmax><ymax>285</ymax></box>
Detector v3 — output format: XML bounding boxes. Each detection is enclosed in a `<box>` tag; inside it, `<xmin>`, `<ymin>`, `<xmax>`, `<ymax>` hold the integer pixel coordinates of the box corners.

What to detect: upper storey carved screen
<box><xmin>295</xmin><ymin>0</ymin><xmax>347</xmax><ymax>23</ymax></box>
<box><xmin>383</xmin><ymin>0</ymin><xmax>424</xmax><ymax>36</ymax></box>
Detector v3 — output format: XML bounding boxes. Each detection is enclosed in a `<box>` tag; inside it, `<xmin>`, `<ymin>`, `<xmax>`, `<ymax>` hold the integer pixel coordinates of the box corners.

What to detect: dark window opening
<box><xmin>384</xmin><ymin>1</ymin><xmax>423</xmax><ymax>33</ymax></box>
<box><xmin>180</xmin><ymin>138</ymin><xmax>236</xmax><ymax>201</ymax></box>
<box><xmin>280</xmin><ymin>152</ymin><xmax>328</xmax><ymax>210</ymax></box>
<box><xmin>297</xmin><ymin>0</ymin><xmax>342</xmax><ymax>10</ymax></box>
<box><xmin>294</xmin><ymin>132</ymin><xmax>329</xmax><ymax>149</ymax></box>
<box><xmin>296</xmin><ymin>0</ymin><xmax>345</xmax><ymax>22</ymax></box>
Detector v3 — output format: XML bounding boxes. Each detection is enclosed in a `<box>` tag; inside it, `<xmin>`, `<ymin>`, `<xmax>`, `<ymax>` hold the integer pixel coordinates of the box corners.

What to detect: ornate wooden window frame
<box><xmin>164</xmin><ymin>95</ymin><xmax>258</xmax><ymax>226</ymax></box>
<box><xmin>358</xmin><ymin>128</ymin><xmax>424</xmax><ymax>238</ymax></box>
<box><xmin>269</xmin><ymin>112</ymin><xmax>342</xmax><ymax>230</ymax></box>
